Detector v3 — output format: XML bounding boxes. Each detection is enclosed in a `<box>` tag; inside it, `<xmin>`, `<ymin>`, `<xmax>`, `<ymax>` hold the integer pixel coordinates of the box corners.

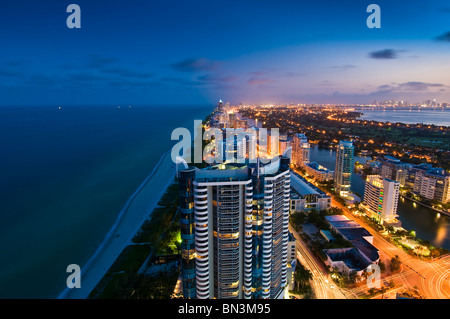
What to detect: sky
<box><xmin>0</xmin><ymin>0</ymin><xmax>449</xmax><ymax>106</ymax></box>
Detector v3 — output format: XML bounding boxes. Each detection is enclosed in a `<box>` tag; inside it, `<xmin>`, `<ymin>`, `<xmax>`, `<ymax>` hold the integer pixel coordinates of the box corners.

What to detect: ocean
<box><xmin>356</xmin><ymin>107</ymin><xmax>450</xmax><ymax>127</ymax></box>
<box><xmin>0</xmin><ymin>104</ymin><xmax>210</xmax><ymax>298</ymax></box>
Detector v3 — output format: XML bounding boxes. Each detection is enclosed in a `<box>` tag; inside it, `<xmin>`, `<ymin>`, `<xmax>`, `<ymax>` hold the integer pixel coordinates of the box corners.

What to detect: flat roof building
<box><xmin>323</xmin><ymin>215</ymin><xmax>379</xmax><ymax>275</ymax></box>
<box><xmin>290</xmin><ymin>172</ymin><xmax>331</xmax><ymax>212</ymax></box>
<box><xmin>363</xmin><ymin>175</ymin><xmax>401</xmax><ymax>227</ymax></box>
<box><xmin>304</xmin><ymin>161</ymin><xmax>334</xmax><ymax>182</ymax></box>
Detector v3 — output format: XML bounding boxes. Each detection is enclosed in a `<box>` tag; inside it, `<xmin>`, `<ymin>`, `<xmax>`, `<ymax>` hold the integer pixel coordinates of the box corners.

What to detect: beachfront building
<box><xmin>363</xmin><ymin>175</ymin><xmax>401</xmax><ymax>227</ymax></box>
<box><xmin>334</xmin><ymin>140</ymin><xmax>354</xmax><ymax>198</ymax></box>
<box><xmin>292</xmin><ymin>133</ymin><xmax>310</xmax><ymax>168</ymax></box>
<box><xmin>304</xmin><ymin>161</ymin><xmax>334</xmax><ymax>182</ymax></box>
<box><xmin>177</xmin><ymin>154</ymin><xmax>291</xmax><ymax>299</ymax></box>
<box><xmin>290</xmin><ymin>172</ymin><xmax>331</xmax><ymax>213</ymax></box>
<box><xmin>212</xmin><ymin>129</ymin><xmax>259</xmax><ymax>164</ymax></box>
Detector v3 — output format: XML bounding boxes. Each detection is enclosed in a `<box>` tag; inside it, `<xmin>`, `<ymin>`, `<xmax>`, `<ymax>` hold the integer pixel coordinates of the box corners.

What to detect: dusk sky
<box><xmin>1</xmin><ymin>0</ymin><xmax>450</xmax><ymax>106</ymax></box>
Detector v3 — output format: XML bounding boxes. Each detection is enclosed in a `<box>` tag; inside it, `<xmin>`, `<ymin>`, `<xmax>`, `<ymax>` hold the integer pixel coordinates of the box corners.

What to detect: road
<box><xmin>332</xmin><ymin>199</ymin><xmax>450</xmax><ymax>299</ymax></box>
<box><xmin>289</xmin><ymin>224</ymin><xmax>356</xmax><ymax>299</ymax></box>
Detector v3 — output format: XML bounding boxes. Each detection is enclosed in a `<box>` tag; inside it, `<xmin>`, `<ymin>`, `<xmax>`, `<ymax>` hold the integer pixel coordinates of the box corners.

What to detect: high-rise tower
<box><xmin>292</xmin><ymin>133</ymin><xmax>310</xmax><ymax>168</ymax></box>
<box><xmin>334</xmin><ymin>140</ymin><xmax>354</xmax><ymax>198</ymax></box>
<box><xmin>178</xmin><ymin>155</ymin><xmax>291</xmax><ymax>299</ymax></box>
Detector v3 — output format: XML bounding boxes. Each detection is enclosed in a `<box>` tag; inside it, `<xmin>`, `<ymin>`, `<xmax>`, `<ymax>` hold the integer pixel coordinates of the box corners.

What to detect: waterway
<box><xmin>309</xmin><ymin>144</ymin><xmax>450</xmax><ymax>250</ymax></box>
<box><xmin>355</xmin><ymin>107</ymin><xmax>450</xmax><ymax>127</ymax></box>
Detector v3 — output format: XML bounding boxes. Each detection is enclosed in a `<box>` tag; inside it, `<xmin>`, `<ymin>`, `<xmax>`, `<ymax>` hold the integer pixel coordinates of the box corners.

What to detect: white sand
<box><xmin>58</xmin><ymin>150</ymin><xmax>176</xmax><ymax>299</ymax></box>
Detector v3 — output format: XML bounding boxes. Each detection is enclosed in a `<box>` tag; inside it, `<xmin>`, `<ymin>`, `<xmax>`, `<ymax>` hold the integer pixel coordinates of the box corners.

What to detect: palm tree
<box><xmin>294</xmin><ymin>263</ymin><xmax>313</xmax><ymax>291</ymax></box>
<box><xmin>348</xmin><ymin>270</ymin><xmax>358</xmax><ymax>285</ymax></box>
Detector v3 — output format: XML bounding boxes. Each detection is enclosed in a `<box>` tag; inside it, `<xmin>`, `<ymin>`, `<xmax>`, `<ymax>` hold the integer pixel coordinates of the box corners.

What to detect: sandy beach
<box><xmin>58</xmin><ymin>150</ymin><xmax>176</xmax><ymax>299</ymax></box>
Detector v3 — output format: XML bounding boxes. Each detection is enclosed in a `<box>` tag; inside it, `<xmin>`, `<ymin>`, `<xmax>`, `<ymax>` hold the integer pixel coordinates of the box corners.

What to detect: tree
<box><xmin>378</xmin><ymin>260</ymin><xmax>386</xmax><ymax>272</ymax></box>
<box><xmin>388</xmin><ymin>280</ymin><xmax>395</xmax><ymax>288</ymax></box>
<box><xmin>348</xmin><ymin>271</ymin><xmax>359</xmax><ymax>284</ymax></box>
<box><xmin>294</xmin><ymin>262</ymin><xmax>313</xmax><ymax>292</ymax></box>
<box><xmin>291</xmin><ymin>211</ymin><xmax>307</xmax><ymax>226</ymax></box>
<box><xmin>389</xmin><ymin>255</ymin><xmax>401</xmax><ymax>273</ymax></box>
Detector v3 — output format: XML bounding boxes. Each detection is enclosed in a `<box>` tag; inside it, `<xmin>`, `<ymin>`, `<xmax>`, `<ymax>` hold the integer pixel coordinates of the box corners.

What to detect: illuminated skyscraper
<box><xmin>334</xmin><ymin>140</ymin><xmax>354</xmax><ymax>198</ymax></box>
<box><xmin>292</xmin><ymin>133</ymin><xmax>310</xmax><ymax>167</ymax></box>
<box><xmin>177</xmin><ymin>155</ymin><xmax>291</xmax><ymax>299</ymax></box>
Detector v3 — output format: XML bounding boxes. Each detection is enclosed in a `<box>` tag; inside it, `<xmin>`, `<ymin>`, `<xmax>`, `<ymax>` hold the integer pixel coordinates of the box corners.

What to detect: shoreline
<box><xmin>58</xmin><ymin>150</ymin><xmax>176</xmax><ymax>299</ymax></box>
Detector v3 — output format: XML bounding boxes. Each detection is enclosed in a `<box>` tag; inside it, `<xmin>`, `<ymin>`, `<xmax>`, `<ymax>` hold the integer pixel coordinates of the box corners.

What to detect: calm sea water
<box><xmin>310</xmin><ymin>145</ymin><xmax>450</xmax><ymax>251</ymax></box>
<box><xmin>0</xmin><ymin>105</ymin><xmax>210</xmax><ymax>298</ymax></box>
<box><xmin>356</xmin><ymin>107</ymin><xmax>450</xmax><ymax>127</ymax></box>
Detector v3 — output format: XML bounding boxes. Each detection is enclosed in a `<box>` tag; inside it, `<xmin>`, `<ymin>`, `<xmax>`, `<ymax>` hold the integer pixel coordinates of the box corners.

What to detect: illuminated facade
<box><xmin>379</xmin><ymin>156</ymin><xmax>409</xmax><ymax>186</ymax></box>
<box><xmin>413</xmin><ymin>168</ymin><xmax>450</xmax><ymax>204</ymax></box>
<box><xmin>178</xmin><ymin>156</ymin><xmax>291</xmax><ymax>299</ymax></box>
<box><xmin>334</xmin><ymin>140</ymin><xmax>354</xmax><ymax>198</ymax></box>
<box><xmin>292</xmin><ymin>133</ymin><xmax>310</xmax><ymax>167</ymax></box>
<box><xmin>363</xmin><ymin>175</ymin><xmax>400</xmax><ymax>226</ymax></box>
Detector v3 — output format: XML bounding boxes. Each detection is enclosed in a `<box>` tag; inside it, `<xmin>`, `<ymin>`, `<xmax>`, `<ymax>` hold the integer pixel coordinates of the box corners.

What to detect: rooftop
<box><xmin>325</xmin><ymin>215</ymin><xmax>350</xmax><ymax>223</ymax></box>
<box><xmin>383</xmin><ymin>155</ymin><xmax>401</xmax><ymax>163</ymax></box>
<box><xmin>325</xmin><ymin>248</ymin><xmax>370</xmax><ymax>271</ymax></box>
<box><xmin>338</xmin><ymin>227</ymin><xmax>373</xmax><ymax>241</ymax></box>
<box><xmin>306</xmin><ymin>161</ymin><xmax>332</xmax><ymax>173</ymax></box>
<box><xmin>352</xmin><ymin>238</ymin><xmax>379</xmax><ymax>262</ymax></box>
<box><xmin>291</xmin><ymin>172</ymin><xmax>328</xmax><ymax>197</ymax></box>
<box><xmin>329</xmin><ymin>220</ymin><xmax>361</xmax><ymax>229</ymax></box>
<box><xmin>320</xmin><ymin>230</ymin><xmax>335</xmax><ymax>241</ymax></box>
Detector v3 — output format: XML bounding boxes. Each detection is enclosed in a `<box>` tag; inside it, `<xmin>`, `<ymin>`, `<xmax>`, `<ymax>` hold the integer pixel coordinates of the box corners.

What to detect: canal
<box><xmin>309</xmin><ymin>144</ymin><xmax>450</xmax><ymax>250</ymax></box>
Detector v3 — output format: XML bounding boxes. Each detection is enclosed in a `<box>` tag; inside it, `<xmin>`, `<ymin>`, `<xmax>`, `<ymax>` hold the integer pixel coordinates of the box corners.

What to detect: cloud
<box><xmin>69</xmin><ymin>73</ymin><xmax>108</xmax><ymax>82</ymax></box>
<box><xmin>85</xmin><ymin>55</ymin><xmax>119</xmax><ymax>69</ymax></box>
<box><xmin>284</xmin><ymin>71</ymin><xmax>306</xmax><ymax>77</ymax></box>
<box><xmin>397</xmin><ymin>81</ymin><xmax>445</xmax><ymax>91</ymax></box>
<box><xmin>369</xmin><ymin>49</ymin><xmax>399</xmax><ymax>59</ymax></box>
<box><xmin>159</xmin><ymin>76</ymin><xmax>206</xmax><ymax>88</ymax></box>
<box><xmin>171</xmin><ymin>58</ymin><xmax>220</xmax><ymax>72</ymax></box>
<box><xmin>248</xmin><ymin>77</ymin><xmax>273</xmax><ymax>86</ymax></box>
<box><xmin>198</xmin><ymin>74</ymin><xmax>237</xmax><ymax>83</ymax></box>
<box><xmin>0</xmin><ymin>68</ymin><xmax>23</xmax><ymax>77</ymax></box>
<box><xmin>101</xmin><ymin>67</ymin><xmax>153</xmax><ymax>79</ymax></box>
<box><xmin>435</xmin><ymin>31</ymin><xmax>450</xmax><ymax>42</ymax></box>
<box><xmin>0</xmin><ymin>61</ymin><xmax>24</xmax><ymax>78</ymax></box>
<box><xmin>249</xmin><ymin>71</ymin><xmax>266</xmax><ymax>77</ymax></box>
<box><xmin>330</xmin><ymin>64</ymin><xmax>358</xmax><ymax>69</ymax></box>
<box><xmin>375</xmin><ymin>81</ymin><xmax>446</xmax><ymax>93</ymax></box>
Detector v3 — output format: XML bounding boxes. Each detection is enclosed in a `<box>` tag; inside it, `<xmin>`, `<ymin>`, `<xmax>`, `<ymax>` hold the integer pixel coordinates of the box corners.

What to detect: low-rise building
<box><xmin>304</xmin><ymin>161</ymin><xmax>334</xmax><ymax>182</ymax></box>
<box><xmin>290</xmin><ymin>172</ymin><xmax>332</xmax><ymax>213</ymax></box>
<box><xmin>323</xmin><ymin>215</ymin><xmax>379</xmax><ymax>276</ymax></box>
<box><xmin>323</xmin><ymin>248</ymin><xmax>371</xmax><ymax>276</ymax></box>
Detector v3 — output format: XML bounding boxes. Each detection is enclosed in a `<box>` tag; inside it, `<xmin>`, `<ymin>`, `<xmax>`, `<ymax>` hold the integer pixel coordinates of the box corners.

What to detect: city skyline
<box><xmin>1</xmin><ymin>1</ymin><xmax>450</xmax><ymax>106</ymax></box>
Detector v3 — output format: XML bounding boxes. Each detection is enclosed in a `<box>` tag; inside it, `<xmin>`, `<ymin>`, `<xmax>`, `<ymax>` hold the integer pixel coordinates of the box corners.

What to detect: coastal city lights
<box><xmin>0</xmin><ymin>1</ymin><xmax>449</xmax><ymax>314</ymax></box>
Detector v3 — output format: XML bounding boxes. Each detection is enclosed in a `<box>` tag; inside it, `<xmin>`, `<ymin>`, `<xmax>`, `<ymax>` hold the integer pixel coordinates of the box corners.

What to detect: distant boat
<box><xmin>58</xmin><ymin>106</ymin><xmax>62</xmax><ymax>110</ymax></box>
<box><xmin>117</xmin><ymin>106</ymin><xmax>121</xmax><ymax>109</ymax></box>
